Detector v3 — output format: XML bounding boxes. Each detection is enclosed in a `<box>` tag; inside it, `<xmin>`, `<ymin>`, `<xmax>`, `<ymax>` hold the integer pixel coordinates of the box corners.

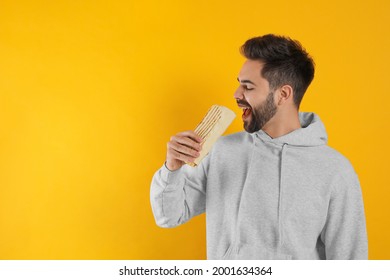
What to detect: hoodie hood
<box><xmin>255</xmin><ymin>112</ymin><xmax>328</xmax><ymax>147</ymax></box>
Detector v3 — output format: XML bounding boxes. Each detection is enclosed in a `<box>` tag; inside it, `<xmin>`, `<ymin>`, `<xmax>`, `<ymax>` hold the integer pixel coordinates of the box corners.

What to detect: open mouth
<box><xmin>242</xmin><ymin>107</ymin><xmax>252</xmax><ymax>119</ymax></box>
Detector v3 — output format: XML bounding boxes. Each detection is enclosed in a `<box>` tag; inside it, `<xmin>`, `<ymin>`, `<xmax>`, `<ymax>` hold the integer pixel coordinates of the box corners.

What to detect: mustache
<box><xmin>236</xmin><ymin>100</ymin><xmax>251</xmax><ymax>107</ymax></box>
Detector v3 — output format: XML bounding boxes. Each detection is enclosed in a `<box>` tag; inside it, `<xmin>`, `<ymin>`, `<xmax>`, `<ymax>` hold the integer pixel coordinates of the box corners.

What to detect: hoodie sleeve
<box><xmin>321</xmin><ymin>171</ymin><xmax>368</xmax><ymax>259</ymax></box>
<box><xmin>150</xmin><ymin>157</ymin><xmax>208</xmax><ymax>228</ymax></box>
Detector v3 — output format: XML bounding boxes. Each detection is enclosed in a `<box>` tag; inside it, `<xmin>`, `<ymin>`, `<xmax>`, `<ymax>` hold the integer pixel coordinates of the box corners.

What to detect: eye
<box><xmin>243</xmin><ymin>85</ymin><xmax>254</xmax><ymax>91</ymax></box>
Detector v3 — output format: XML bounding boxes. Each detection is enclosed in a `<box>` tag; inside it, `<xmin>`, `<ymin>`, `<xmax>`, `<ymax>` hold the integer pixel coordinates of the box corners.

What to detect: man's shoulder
<box><xmin>206</xmin><ymin>131</ymin><xmax>253</xmax><ymax>164</ymax></box>
<box><xmin>215</xmin><ymin>131</ymin><xmax>252</xmax><ymax>147</ymax></box>
<box><xmin>320</xmin><ymin>145</ymin><xmax>359</xmax><ymax>184</ymax></box>
<box><xmin>321</xmin><ymin>145</ymin><xmax>354</xmax><ymax>167</ymax></box>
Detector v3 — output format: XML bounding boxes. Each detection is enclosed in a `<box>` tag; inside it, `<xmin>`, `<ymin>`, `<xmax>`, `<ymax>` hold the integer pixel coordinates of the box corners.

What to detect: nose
<box><xmin>234</xmin><ymin>86</ymin><xmax>244</xmax><ymax>100</ymax></box>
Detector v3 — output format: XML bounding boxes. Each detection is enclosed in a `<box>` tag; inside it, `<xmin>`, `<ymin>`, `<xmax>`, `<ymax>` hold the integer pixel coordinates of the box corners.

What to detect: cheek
<box><xmin>252</xmin><ymin>90</ymin><xmax>271</xmax><ymax>105</ymax></box>
<box><xmin>244</xmin><ymin>93</ymin><xmax>259</xmax><ymax>108</ymax></box>
<box><xmin>243</xmin><ymin>92</ymin><xmax>255</xmax><ymax>103</ymax></box>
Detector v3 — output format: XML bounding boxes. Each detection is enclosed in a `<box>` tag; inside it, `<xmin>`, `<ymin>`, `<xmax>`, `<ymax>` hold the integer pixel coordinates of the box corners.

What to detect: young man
<box><xmin>150</xmin><ymin>34</ymin><xmax>368</xmax><ymax>260</ymax></box>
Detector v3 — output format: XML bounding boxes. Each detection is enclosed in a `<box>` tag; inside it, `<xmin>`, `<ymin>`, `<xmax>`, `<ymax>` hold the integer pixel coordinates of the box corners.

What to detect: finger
<box><xmin>168</xmin><ymin>141</ymin><xmax>201</xmax><ymax>158</ymax></box>
<box><xmin>170</xmin><ymin>135</ymin><xmax>202</xmax><ymax>152</ymax></box>
<box><xmin>177</xmin><ymin>130</ymin><xmax>203</xmax><ymax>143</ymax></box>
<box><xmin>169</xmin><ymin>149</ymin><xmax>197</xmax><ymax>163</ymax></box>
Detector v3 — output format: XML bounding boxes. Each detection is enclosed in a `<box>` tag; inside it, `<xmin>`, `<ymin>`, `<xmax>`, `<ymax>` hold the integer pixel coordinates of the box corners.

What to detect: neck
<box><xmin>262</xmin><ymin>108</ymin><xmax>301</xmax><ymax>139</ymax></box>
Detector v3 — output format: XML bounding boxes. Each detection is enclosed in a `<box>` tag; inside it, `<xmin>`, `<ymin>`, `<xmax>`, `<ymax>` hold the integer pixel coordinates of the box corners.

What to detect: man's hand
<box><xmin>166</xmin><ymin>131</ymin><xmax>203</xmax><ymax>171</ymax></box>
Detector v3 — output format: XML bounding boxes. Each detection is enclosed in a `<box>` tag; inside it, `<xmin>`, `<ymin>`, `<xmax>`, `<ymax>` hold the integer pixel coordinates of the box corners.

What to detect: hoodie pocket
<box><xmin>223</xmin><ymin>243</ymin><xmax>292</xmax><ymax>260</ymax></box>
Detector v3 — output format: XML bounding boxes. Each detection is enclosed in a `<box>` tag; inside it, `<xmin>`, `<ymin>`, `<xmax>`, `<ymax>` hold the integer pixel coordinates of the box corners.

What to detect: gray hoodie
<box><xmin>150</xmin><ymin>112</ymin><xmax>368</xmax><ymax>259</ymax></box>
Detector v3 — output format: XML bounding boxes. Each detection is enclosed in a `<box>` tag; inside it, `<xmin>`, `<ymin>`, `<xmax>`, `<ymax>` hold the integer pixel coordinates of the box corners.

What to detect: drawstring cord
<box><xmin>234</xmin><ymin>134</ymin><xmax>257</xmax><ymax>247</ymax></box>
<box><xmin>278</xmin><ymin>143</ymin><xmax>288</xmax><ymax>246</ymax></box>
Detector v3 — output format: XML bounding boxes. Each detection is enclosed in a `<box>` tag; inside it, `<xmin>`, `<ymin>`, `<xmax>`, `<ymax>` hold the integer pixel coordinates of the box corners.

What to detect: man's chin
<box><xmin>243</xmin><ymin>120</ymin><xmax>259</xmax><ymax>133</ymax></box>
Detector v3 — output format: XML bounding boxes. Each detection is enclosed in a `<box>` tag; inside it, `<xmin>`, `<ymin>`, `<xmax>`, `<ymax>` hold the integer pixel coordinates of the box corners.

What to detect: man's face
<box><xmin>234</xmin><ymin>60</ymin><xmax>277</xmax><ymax>133</ymax></box>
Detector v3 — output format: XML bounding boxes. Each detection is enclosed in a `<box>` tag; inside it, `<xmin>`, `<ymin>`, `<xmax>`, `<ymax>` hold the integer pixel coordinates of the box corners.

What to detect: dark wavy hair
<box><xmin>240</xmin><ymin>34</ymin><xmax>315</xmax><ymax>108</ymax></box>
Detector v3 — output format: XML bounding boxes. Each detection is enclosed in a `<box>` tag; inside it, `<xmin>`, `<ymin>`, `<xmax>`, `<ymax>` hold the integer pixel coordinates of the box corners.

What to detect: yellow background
<box><xmin>0</xmin><ymin>0</ymin><xmax>389</xmax><ymax>259</ymax></box>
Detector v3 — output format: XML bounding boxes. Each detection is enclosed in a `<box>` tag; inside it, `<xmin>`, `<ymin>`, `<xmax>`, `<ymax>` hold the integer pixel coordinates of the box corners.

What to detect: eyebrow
<box><xmin>237</xmin><ymin>77</ymin><xmax>257</xmax><ymax>86</ymax></box>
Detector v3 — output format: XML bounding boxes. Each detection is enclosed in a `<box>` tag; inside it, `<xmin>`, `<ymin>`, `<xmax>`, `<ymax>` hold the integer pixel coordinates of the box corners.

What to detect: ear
<box><xmin>276</xmin><ymin>85</ymin><xmax>293</xmax><ymax>106</ymax></box>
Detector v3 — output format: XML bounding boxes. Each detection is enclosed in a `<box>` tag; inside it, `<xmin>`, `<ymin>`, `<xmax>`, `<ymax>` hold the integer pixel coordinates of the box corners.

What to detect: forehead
<box><xmin>238</xmin><ymin>59</ymin><xmax>265</xmax><ymax>81</ymax></box>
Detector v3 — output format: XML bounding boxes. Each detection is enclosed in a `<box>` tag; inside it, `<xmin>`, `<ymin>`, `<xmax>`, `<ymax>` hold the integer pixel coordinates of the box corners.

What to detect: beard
<box><xmin>244</xmin><ymin>91</ymin><xmax>277</xmax><ymax>133</ymax></box>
